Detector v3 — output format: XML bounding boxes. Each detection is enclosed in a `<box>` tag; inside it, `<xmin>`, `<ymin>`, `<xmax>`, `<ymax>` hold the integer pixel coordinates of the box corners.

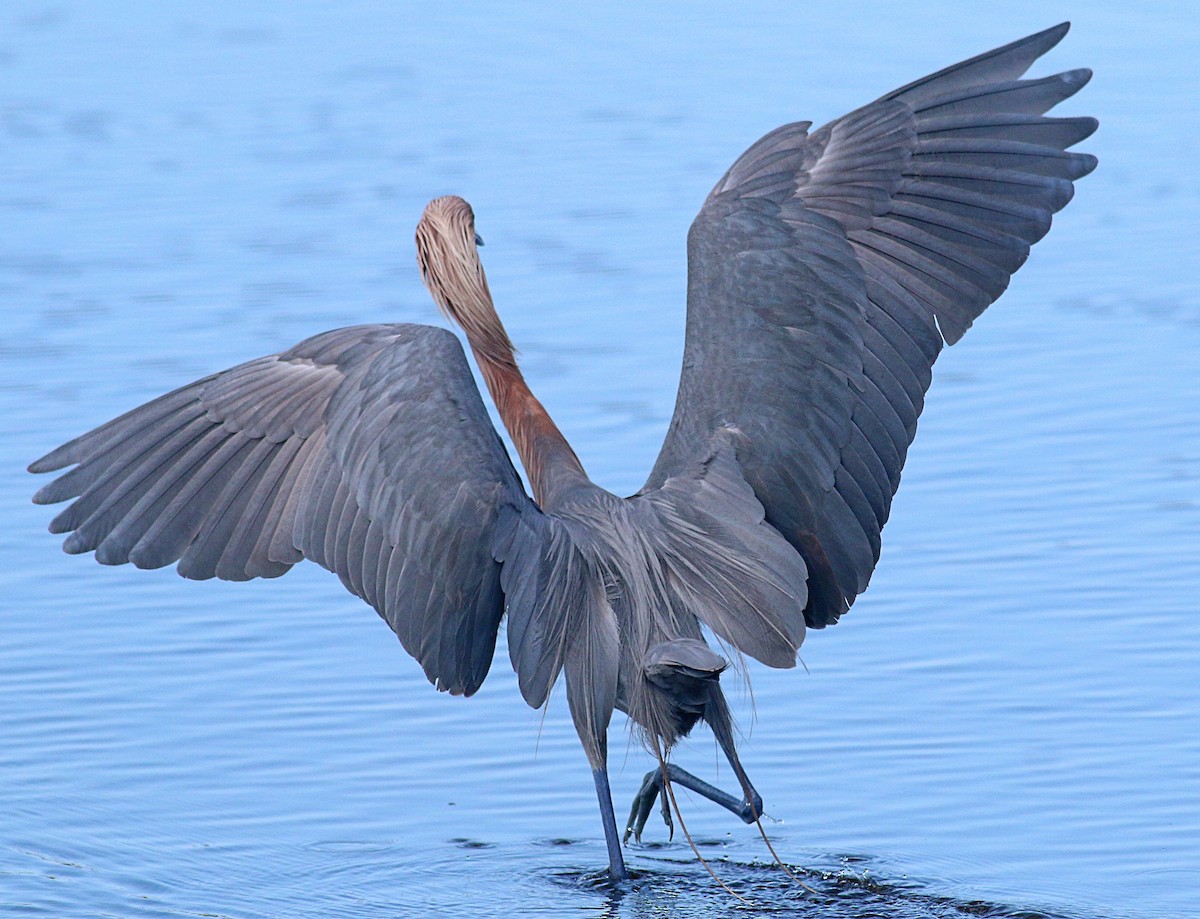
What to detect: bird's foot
<box><xmin>624</xmin><ymin>762</ymin><xmax>765</xmax><ymax>842</ymax></box>
<box><xmin>737</xmin><ymin>789</ymin><xmax>764</xmax><ymax>824</ymax></box>
<box><xmin>623</xmin><ymin>767</ymin><xmax>673</xmax><ymax>844</ymax></box>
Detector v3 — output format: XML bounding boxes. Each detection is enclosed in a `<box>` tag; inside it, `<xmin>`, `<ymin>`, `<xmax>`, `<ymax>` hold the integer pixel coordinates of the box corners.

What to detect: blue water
<box><xmin>3</xmin><ymin>2</ymin><xmax>1198</xmax><ymax>917</ymax></box>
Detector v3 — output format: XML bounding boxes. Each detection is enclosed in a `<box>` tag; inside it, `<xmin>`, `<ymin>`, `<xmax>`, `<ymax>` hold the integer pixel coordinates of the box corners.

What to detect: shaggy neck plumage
<box><xmin>416</xmin><ymin>196</ymin><xmax>585</xmax><ymax>507</ymax></box>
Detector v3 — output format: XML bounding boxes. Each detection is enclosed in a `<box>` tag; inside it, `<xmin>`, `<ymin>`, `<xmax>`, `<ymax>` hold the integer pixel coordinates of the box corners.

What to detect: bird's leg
<box><xmin>593</xmin><ymin>767</ymin><xmax>629</xmax><ymax>880</ymax></box>
<box><xmin>624</xmin><ymin>761</ymin><xmax>764</xmax><ymax>842</ymax></box>
<box><xmin>706</xmin><ymin>690</ymin><xmax>764</xmax><ymax>823</ymax></box>
<box><xmin>625</xmin><ymin>764</ymin><xmax>675</xmax><ymax>841</ymax></box>
<box><xmin>624</xmin><ymin>694</ymin><xmax>763</xmax><ymax>843</ymax></box>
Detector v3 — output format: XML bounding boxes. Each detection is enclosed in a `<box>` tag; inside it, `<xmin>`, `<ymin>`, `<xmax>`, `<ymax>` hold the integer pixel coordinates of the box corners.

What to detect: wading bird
<box><xmin>31</xmin><ymin>24</ymin><xmax>1095</xmax><ymax>880</ymax></box>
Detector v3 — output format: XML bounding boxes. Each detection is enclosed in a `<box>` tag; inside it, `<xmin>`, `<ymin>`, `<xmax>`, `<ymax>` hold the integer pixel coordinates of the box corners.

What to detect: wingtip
<box><xmin>881</xmin><ymin>21</ymin><xmax>1082</xmax><ymax>108</ymax></box>
<box><xmin>1074</xmin><ymin>115</ymin><xmax>1100</xmax><ymax>146</ymax></box>
<box><xmin>28</xmin><ymin>455</ymin><xmax>59</xmax><ymax>475</ymax></box>
<box><xmin>1064</xmin><ymin>66</ymin><xmax>1093</xmax><ymax>88</ymax></box>
<box><xmin>28</xmin><ymin>440</ymin><xmax>82</xmax><ymax>475</ymax></box>
<box><xmin>1047</xmin><ymin>21</ymin><xmax>1071</xmax><ymax>40</ymax></box>
<box><xmin>31</xmin><ymin>484</ymin><xmax>57</xmax><ymax>505</ymax></box>
<box><xmin>1001</xmin><ymin>21</ymin><xmax>1072</xmax><ymax>57</ymax></box>
<box><xmin>1026</xmin><ymin>22</ymin><xmax>1071</xmax><ymax>50</ymax></box>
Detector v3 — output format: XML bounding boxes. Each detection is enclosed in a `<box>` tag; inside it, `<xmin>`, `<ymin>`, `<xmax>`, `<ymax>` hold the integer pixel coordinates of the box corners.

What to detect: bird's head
<box><xmin>415</xmin><ymin>196</ymin><xmax>515</xmax><ymax>368</ymax></box>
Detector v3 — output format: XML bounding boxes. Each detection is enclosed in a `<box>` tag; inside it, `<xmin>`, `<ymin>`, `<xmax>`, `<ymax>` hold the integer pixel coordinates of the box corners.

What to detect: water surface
<box><xmin>3</xmin><ymin>2</ymin><xmax>1198</xmax><ymax>917</ymax></box>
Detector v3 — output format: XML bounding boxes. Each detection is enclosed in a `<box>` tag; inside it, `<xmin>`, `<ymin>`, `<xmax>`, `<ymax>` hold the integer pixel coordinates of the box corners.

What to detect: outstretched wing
<box><xmin>641</xmin><ymin>23</ymin><xmax>1097</xmax><ymax>634</ymax></box>
<box><xmin>30</xmin><ymin>323</ymin><xmax>537</xmax><ymax>696</ymax></box>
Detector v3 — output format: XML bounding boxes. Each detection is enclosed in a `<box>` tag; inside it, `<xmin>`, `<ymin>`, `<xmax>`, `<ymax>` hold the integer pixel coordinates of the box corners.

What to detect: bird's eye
<box><xmin>474</xmin><ymin>232</ymin><xmax>485</xmax><ymax>247</ymax></box>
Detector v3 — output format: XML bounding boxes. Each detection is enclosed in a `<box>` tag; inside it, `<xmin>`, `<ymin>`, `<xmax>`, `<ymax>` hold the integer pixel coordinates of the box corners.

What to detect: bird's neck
<box><xmin>475</xmin><ymin>348</ymin><xmax>587</xmax><ymax>508</ymax></box>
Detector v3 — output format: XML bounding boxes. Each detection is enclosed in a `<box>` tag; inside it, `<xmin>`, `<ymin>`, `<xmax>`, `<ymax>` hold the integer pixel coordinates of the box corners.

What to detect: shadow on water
<box><xmin>549</xmin><ymin>854</ymin><xmax>1084</xmax><ymax>919</ymax></box>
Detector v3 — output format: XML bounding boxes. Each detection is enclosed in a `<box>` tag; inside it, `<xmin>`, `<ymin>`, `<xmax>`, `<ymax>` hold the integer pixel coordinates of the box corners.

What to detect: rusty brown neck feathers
<box><xmin>415</xmin><ymin>196</ymin><xmax>585</xmax><ymax>506</ymax></box>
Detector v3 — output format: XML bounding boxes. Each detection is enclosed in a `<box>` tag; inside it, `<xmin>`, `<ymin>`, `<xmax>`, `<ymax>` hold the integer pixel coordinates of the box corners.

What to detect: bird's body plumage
<box><xmin>30</xmin><ymin>24</ymin><xmax>1096</xmax><ymax>880</ymax></box>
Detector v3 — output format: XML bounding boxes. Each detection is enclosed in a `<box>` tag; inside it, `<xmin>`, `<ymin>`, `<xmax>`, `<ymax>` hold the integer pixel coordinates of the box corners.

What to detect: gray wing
<box><xmin>30</xmin><ymin>323</ymin><xmax>537</xmax><ymax>696</ymax></box>
<box><xmin>641</xmin><ymin>23</ymin><xmax>1097</xmax><ymax>632</ymax></box>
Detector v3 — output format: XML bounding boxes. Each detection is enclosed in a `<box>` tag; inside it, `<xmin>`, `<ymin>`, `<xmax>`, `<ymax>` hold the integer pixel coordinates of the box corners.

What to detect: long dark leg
<box><xmin>593</xmin><ymin>768</ymin><xmax>629</xmax><ymax>879</ymax></box>
<box><xmin>624</xmin><ymin>761</ymin><xmax>763</xmax><ymax>841</ymax></box>
<box><xmin>705</xmin><ymin>692</ymin><xmax>763</xmax><ymax>820</ymax></box>
<box><xmin>624</xmin><ymin>692</ymin><xmax>762</xmax><ymax>843</ymax></box>
<box><xmin>624</xmin><ymin>762</ymin><xmax>763</xmax><ymax>842</ymax></box>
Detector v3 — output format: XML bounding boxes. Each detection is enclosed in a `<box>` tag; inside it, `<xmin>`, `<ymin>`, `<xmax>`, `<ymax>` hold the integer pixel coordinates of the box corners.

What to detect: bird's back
<box><xmin>527</xmin><ymin>434</ymin><xmax>811</xmax><ymax>752</ymax></box>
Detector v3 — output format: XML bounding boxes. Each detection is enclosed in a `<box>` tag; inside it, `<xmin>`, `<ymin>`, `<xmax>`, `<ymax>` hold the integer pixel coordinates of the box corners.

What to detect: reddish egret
<box><xmin>31</xmin><ymin>24</ymin><xmax>1096</xmax><ymax>879</ymax></box>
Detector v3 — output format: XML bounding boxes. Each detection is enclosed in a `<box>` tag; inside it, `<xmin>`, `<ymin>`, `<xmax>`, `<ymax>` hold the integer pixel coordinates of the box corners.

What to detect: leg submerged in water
<box><xmin>593</xmin><ymin>767</ymin><xmax>629</xmax><ymax>880</ymax></box>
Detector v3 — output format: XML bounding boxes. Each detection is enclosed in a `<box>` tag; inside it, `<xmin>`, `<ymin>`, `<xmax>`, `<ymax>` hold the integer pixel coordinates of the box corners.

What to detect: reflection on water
<box><xmin>2</xmin><ymin>2</ymin><xmax>1198</xmax><ymax>918</ymax></box>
